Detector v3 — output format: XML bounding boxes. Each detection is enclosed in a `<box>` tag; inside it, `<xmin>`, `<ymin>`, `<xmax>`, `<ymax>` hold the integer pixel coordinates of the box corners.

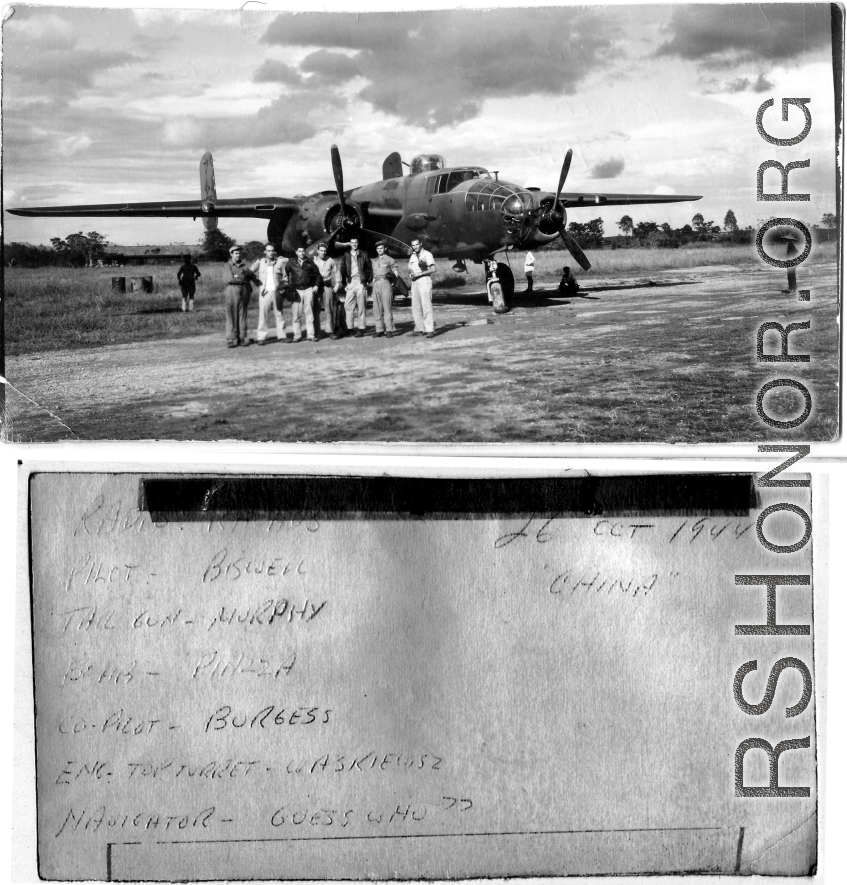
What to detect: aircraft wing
<box><xmin>7</xmin><ymin>196</ymin><xmax>302</xmax><ymax>219</ymax></box>
<box><xmin>536</xmin><ymin>191</ymin><xmax>702</xmax><ymax>208</ymax></box>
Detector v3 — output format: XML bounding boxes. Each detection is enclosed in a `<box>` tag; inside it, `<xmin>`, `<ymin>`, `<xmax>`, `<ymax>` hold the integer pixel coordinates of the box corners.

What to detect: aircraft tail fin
<box><xmin>382</xmin><ymin>152</ymin><xmax>403</xmax><ymax>180</ymax></box>
<box><xmin>200</xmin><ymin>151</ymin><xmax>218</xmax><ymax>231</ymax></box>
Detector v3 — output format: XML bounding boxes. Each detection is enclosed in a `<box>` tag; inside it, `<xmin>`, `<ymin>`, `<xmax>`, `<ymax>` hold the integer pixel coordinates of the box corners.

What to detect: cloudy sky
<box><xmin>2</xmin><ymin>2</ymin><xmax>838</xmax><ymax>247</ymax></box>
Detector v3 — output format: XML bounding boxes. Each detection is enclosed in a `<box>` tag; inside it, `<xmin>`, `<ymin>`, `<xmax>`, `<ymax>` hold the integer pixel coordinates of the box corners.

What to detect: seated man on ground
<box><xmin>558</xmin><ymin>266</ymin><xmax>580</xmax><ymax>297</ymax></box>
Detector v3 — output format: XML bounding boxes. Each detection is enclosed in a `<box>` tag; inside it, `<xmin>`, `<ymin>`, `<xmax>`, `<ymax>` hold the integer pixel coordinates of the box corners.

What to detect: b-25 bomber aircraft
<box><xmin>9</xmin><ymin>145</ymin><xmax>701</xmax><ymax>301</ymax></box>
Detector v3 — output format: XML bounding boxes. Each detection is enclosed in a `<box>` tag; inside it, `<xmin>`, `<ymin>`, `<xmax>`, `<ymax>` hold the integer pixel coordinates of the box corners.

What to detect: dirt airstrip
<box><xmin>3</xmin><ymin>263</ymin><xmax>839</xmax><ymax>443</ymax></box>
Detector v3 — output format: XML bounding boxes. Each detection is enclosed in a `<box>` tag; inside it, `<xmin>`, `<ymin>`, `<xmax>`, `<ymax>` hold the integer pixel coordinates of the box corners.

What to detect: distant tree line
<box><xmin>552</xmin><ymin>210</ymin><xmax>838</xmax><ymax>251</ymax></box>
<box><xmin>5</xmin><ymin>212</ymin><xmax>840</xmax><ymax>267</ymax></box>
<box><xmin>606</xmin><ymin>211</ymin><xmax>745</xmax><ymax>248</ymax></box>
<box><xmin>5</xmin><ymin>232</ymin><xmax>109</xmax><ymax>268</ymax></box>
<box><xmin>5</xmin><ymin>242</ymin><xmax>64</xmax><ymax>268</ymax></box>
<box><xmin>613</xmin><ymin>210</ymin><xmax>836</xmax><ymax>249</ymax></box>
<box><xmin>5</xmin><ymin>228</ymin><xmax>240</xmax><ymax>268</ymax></box>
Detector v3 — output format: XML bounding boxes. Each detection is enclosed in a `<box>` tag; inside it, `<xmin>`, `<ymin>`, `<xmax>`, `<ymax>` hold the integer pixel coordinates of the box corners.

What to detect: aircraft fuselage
<box><xmin>332</xmin><ymin>165</ymin><xmax>549</xmax><ymax>261</ymax></box>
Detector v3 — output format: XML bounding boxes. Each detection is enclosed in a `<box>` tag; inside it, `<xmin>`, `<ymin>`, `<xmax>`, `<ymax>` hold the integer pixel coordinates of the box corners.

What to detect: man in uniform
<box><xmin>371</xmin><ymin>240</ymin><xmax>398</xmax><ymax>338</ymax></box>
<box><xmin>251</xmin><ymin>243</ymin><xmax>288</xmax><ymax>344</ymax></box>
<box><xmin>224</xmin><ymin>245</ymin><xmax>260</xmax><ymax>347</ymax></box>
<box><xmin>337</xmin><ymin>236</ymin><xmax>372</xmax><ymax>338</ymax></box>
<box><xmin>408</xmin><ymin>237</ymin><xmax>436</xmax><ymax>338</ymax></box>
<box><xmin>176</xmin><ymin>254</ymin><xmax>201</xmax><ymax>312</ymax></box>
<box><xmin>312</xmin><ymin>242</ymin><xmax>338</xmax><ymax>339</ymax></box>
<box><xmin>285</xmin><ymin>246</ymin><xmax>321</xmax><ymax>341</ymax></box>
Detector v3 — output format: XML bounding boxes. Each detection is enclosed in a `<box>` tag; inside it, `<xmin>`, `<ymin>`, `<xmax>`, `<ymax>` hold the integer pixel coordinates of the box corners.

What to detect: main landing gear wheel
<box><xmin>494</xmin><ymin>262</ymin><xmax>514</xmax><ymax>313</ymax></box>
<box><xmin>489</xmin><ymin>280</ymin><xmax>507</xmax><ymax>314</ymax></box>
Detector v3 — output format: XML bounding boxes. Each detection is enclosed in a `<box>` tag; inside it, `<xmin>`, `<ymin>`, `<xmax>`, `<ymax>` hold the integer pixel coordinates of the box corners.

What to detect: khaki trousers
<box><xmin>257</xmin><ymin>290</ymin><xmax>285</xmax><ymax>341</ymax></box>
<box><xmin>345</xmin><ymin>282</ymin><xmax>367</xmax><ymax>330</ymax></box>
<box><xmin>291</xmin><ymin>288</ymin><xmax>316</xmax><ymax>340</ymax></box>
<box><xmin>371</xmin><ymin>279</ymin><xmax>394</xmax><ymax>333</ymax></box>
<box><xmin>224</xmin><ymin>286</ymin><xmax>250</xmax><ymax>343</ymax></box>
<box><xmin>411</xmin><ymin>277</ymin><xmax>434</xmax><ymax>333</ymax></box>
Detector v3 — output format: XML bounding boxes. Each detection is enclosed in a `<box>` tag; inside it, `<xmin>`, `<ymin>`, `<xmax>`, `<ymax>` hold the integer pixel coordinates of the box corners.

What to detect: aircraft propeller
<box><xmin>307</xmin><ymin>145</ymin><xmax>412</xmax><ymax>258</ymax></box>
<box><xmin>554</xmin><ymin>149</ymin><xmax>572</xmax><ymax>213</ymax></box>
<box><xmin>331</xmin><ymin>144</ymin><xmax>348</xmax><ymax>225</ymax></box>
<box><xmin>559</xmin><ymin>232</ymin><xmax>591</xmax><ymax>273</ymax></box>
<box><xmin>537</xmin><ymin>149</ymin><xmax>592</xmax><ymax>272</ymax></box>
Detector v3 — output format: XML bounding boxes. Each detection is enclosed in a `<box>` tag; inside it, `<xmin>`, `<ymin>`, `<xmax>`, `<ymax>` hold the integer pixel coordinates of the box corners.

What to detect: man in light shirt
<box><xmin>408</xmin><ymin>237</ymin><xmax>436</xmax><ymax>338</ymax></box>
<box><xmin>251</xmin><ymin>243</ymin><xmax>288</xmax><ymax>344</ymax></box>
<box><xmin>524</xmin><ymin>250</ymin><xmax>535</xmax><ymax>293</ymax></box>
<box><xmin>312</xmin><ymin>242</ymin><xmax>338</xmax><ymax>339</ymax></box>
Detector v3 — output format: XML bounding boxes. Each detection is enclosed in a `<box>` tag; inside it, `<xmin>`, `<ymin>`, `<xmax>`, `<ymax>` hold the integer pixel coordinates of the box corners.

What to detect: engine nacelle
<box><xmin>532</xmin><ymin>197</ymin><xmax>567</xmax><ymax>245</ymax></box>
<box><xmin>298</xmin><ymin>192</ymin><xmax>363</xmax><ymax>245</ymax></box>
<box><xmin>200</xmin><ymin>201</ymin><xmax>217</xmax><ymax>232</ymax></box>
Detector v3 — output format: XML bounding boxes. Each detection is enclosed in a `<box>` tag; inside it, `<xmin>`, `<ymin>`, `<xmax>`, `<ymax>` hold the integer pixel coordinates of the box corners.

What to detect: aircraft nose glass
<box><xmin>502</xmin><ymin>191</ymin><xmax>534</xmax><ymax>218</ymax></box>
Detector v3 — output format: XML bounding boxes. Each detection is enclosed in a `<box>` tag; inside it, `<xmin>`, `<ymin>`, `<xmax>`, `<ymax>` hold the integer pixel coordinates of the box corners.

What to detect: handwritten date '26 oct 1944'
<box><xmin>493</xmin><ymin>517</ymin><xmax>753</xmax><ymax>600</ymax></box>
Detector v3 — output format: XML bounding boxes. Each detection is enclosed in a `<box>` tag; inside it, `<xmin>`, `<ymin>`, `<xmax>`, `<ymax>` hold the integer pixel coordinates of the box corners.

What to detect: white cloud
<box><xmin>163</xmin><ymin>119</ymin><xmax>206</xmax><ymax>148</ymax></box>
<box><xmin>55</xmin><ymin>135</ymin><xmax>94</xmax><ymax>156</ymax></box>
<box><xmin>131</xmin><ymin>9</ymin><xmax>212</xmax><ymax>29</ymax></box>
<box><xmin>3</xmin><ymin>5</ymin><xmax>837</xmax><ymax>246</ymax></box>
<box><xmin>4</xmin><ymin>11</ymin><xmax>77</xmax><ymax>49</ymax></box>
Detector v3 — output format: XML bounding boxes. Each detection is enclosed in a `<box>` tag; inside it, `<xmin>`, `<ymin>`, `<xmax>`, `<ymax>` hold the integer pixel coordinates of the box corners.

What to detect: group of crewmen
<box><xmin>175</xmin><ymin>240</ymin><xmax>582</xmax><ymax>348</ymax></box>
<box><xmin>219</xmin><ymin>236</ymin><xmax>437</xmax><ymax>348</ymax></box>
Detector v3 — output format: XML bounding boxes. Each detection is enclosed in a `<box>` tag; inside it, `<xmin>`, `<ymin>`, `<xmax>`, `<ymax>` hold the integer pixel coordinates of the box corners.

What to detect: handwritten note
<box><xmin>29</xmin><ymin>474</ymin><xmax>816</xmax><ymax>879</ymax></box>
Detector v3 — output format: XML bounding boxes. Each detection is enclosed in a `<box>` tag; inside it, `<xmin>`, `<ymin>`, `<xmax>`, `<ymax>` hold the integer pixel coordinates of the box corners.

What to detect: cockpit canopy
<box><xmin>425</xmin><ymin>167</ymin><xmax>494</xmax><ymax>195</ymax></box>
<box><xmin>410</xmin><ymin>154</ymin><xmax>445</xmax><ymax>174</ymax></box>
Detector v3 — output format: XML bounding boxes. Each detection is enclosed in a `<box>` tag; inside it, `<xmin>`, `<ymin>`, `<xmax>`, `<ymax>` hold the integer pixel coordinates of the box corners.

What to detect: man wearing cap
<box><xmin>337</xmin><ymin>236</ymin><xmax>372</xmax><ymax>338</ymax></box>
<box><xmin>371</xmin><ymin>240</ymin><xmax>398</xmax><ymax>338</ymax></box>
<box><xmin>285</xmin><ymin>246</ymin><xmax>321</xmax><ymax>341</ymax></box>
<box><xmin>408</xmin><ymin>237</ymin><xmax>437</xmax><ymax>338</ymax></box>
<box><xmin>224</xmin><ymin>245</ymin><xmax>260</xmax><ymax>347</ymax></box>
<box><xmin>312</xmin><ymin>242</ymin><xmax>338</xmax><ymax>339</ymax></box>
<box><xmin>251</xmin><ymin>243</ymin><xmax>288</xmax><ymax>345</ymax></box>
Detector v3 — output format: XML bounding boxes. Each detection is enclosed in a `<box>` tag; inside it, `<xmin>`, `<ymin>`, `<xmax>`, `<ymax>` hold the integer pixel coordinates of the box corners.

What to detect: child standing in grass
<box><xmin>177</xmin><ymin>254</ymin><xmax>201</xmax><ymax>312</ymax></box>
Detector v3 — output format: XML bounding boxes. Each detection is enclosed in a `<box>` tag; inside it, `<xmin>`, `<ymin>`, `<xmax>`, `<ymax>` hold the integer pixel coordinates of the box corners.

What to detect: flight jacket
<box><xmin>338</xmin><ymin>249</ymin><xmax>373</xmax><ymax>288</ymax></box>
<box><xmin>285</xmin><ymin>257</ymin><xmax>320</xmax><ymax>290</ymax></box>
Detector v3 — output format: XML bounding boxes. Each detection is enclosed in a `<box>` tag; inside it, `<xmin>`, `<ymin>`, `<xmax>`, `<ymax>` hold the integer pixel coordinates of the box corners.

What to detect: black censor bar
<box><xmin>140</xmin><ymin>475</ymin><xmax>756</xmax><ymax>521</ymax></box>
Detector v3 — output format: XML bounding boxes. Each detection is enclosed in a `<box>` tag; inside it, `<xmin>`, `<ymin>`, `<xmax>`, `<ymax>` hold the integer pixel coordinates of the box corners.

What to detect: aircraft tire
<box><xmin>490</xmin><ymin>282</ymin><xmax>508</xmax><ymax>314</ymax></box>
<box><xmin>496</xmin><ymin>262</ymin><xmax>515</xmax><ymax>309</ymax></box>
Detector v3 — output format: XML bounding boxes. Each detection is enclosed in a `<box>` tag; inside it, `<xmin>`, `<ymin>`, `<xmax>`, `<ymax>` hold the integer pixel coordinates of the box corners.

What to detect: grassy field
<box><xmin>5</xmin><ymin>264</ymin><xmax>227</xmax><ymax>355</ymax></box>
<box><xmin>5</xmin><ymin>250</ymin><xmax>839</xmax><ymax>443</ymax></box>
<box><xmin>4</xmin><ymin>242</ymin><xmax>836</xmax><ymax>356</ymax></box>
<box><xmin>456</xmin><ymin>241</ymin><xmax>836</xmax><ymax>282</ymax></box>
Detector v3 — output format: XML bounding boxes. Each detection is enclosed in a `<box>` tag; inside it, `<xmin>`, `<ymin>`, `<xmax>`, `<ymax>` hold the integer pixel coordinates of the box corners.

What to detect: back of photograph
<box><xmin>28</xmin><ymin>473</ymin><xmax>817</xmax><ymax>880</ymax></box>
